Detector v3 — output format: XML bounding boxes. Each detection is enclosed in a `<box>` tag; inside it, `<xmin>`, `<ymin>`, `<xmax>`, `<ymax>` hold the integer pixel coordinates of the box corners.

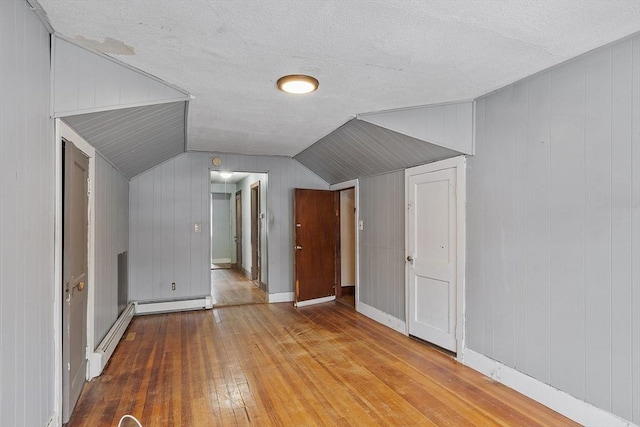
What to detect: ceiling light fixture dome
<box><xmin>219</xmin><ymin>171</ymin><xmax>233</xmax><ymax>179</ymax></box>
<box><xmin>277</xmin><ymin>74</ymin><xmax>319</xmax><ymax>94</ymax></box>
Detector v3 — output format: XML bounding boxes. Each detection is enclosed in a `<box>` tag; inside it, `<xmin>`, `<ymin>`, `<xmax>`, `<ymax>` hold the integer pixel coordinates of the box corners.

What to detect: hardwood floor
<box><xmin>69</xmin><ymin>302</ymin><xmax>578</xmax><ymax>426</ymax></box>
<box><xmin>211</xmin><ymin>268</ymin><xmax>266</xmax><ymax>306</ymax></box>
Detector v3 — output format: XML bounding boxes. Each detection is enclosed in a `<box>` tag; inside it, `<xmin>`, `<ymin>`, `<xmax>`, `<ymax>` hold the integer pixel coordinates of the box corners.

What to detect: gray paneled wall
<box><xmin>358</xmin><ymin>101</ymin><xmax>474</xmax><ymax>155</ymax></box>
<box><xmin>52</xmin><ymin>35</ymin><xmax>189</xmax><ymax>116</ymax></box>
<box><xmin>94</xmin><ymin>153</ymin><xmax>129</xmax><ymax>344</ymax></box>
<box><xmin>359</xmin><ymin>171</ymin><xmax>405</xmax><ymax>320</ymax></box>
<box><xmin>467</xmin><ymin>33</ymin><xmax>640</xmax><ymax>423</ymax></box>
<box><xmin>129</xmin><ymin>152</ymin><xmax>328</xmax><ymax>300</ymax></box>
<box><xmin>0</xmin><ymin>1</ymin><xmax>54</xmax><ymax>425</ymax></box>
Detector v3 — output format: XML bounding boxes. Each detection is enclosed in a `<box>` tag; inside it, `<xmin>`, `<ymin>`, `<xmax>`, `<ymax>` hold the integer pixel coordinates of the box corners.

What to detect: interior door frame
<box><xmin>235</xmin><ymin>189</ymin><xmax>242</xmax><ymax>271</ymax></box>
<box><xmin>329</xmin><ymin>179</ymin><xmax>359</xmax><ymax>311</ymax></box>
<box><xmin>250</xmin><ymin>181</ymin><xmax>261</xmax><ymax>282</ymax></box>
<box><xmin>54</xmin><ymin>120</ymin><xmax>96</xmax><ymax>425</ymax></box>
<box><xmin>404</xmin><ymin>156</ymin><xmax>466</xmax><ymax>359</ymax></box>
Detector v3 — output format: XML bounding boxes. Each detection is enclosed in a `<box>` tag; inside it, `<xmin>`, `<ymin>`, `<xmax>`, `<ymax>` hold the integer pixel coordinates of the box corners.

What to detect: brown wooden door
<box><xmin>235</xmin><ymin>190</ymin><xmax>242</xmax><ymax>270</ymax></box>
<box><xmin>62</xmin><ymin>139</ymin><xmax>89</xmax><ymax>423</ymax></box>
<box><xmin>294</xmin><ymin>189</ymin><xmax>338</xmax><ymax>305</ymax></box>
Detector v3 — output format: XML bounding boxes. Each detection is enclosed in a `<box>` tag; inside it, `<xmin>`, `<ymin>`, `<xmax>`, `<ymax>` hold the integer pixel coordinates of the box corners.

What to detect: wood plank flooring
<box><xmin>69</xmin><ymin>303</ymin><xmax>578</xmax><ymax>426</ymax></box>
<box><xmin>211</xmin><ymin>268</ymin><xmax>266</xmax><ymax>306</ymax></box>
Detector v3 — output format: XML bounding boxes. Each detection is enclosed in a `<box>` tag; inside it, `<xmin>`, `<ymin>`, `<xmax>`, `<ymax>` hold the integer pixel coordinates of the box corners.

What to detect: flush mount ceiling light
<box><xmin>277</xmin><ymin>74</ymin><xmax>319</xmax><ymax>94</ymax></box>
<box><xmin>219</xmin><ymin>171</ymin><xmax>233</xmax><ymax>179</ymax></box>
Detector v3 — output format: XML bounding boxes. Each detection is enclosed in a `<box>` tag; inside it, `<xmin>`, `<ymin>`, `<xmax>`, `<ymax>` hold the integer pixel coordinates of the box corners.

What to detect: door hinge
<box><xmin>87</xmin><ymin>178</ymin><xmax>92</xmax><ymax>196</ymax></box>
<box><xmin>67</xmin><ymin>362</ymin><xmax>71</xmax><ymax>371</ymax></box>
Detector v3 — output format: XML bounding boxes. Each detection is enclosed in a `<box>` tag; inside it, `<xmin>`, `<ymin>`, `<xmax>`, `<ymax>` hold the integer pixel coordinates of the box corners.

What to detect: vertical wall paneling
<box><xmin>468</xmin><ymin>33</ymin><xmax>640</xmax><ymax>424</ymax></box>
<box><xmin>584</xmin><ymin>46</ymin><xmax>613</xmax><ymax>410</ymax></box>
<box><xmin>52</xmin><ymin>36</ymin><xmax>189</xmax><ymax>117</ymax></box>
<box><xmin>631</xmin><ymin>34</ymin><xmax>640</xmax><ymax>424</ymax></box>
<box><xmin>610</xmin><ymin>38</ymin><xmax>634</xmax><ymax>420</ymax></box>
<box><xmin>526</xmin><ymin>71</ymin><xmax>551</xmax><ymax>383</ymax></box>
<box><xmin>0</xmin><ymin>1</ymin><xmax>54</xmax><ymax>425</ymax></box>
<box><xmin>466</xmin><ymin>99</ymin><xmax>485</xmax><ymax>353</ymax></box>
<box><xmin>93</xmin><ymin>154</ymin><xmax>129</xmax><ymax>344</ymax></box>
<box><xmin>359</xmin><ymin>171</ymin><xmax>405</xmax><ymax>320</ymax></box>
<box><xmin>129</xmin><ymin>153</ymin><xmax>328</xmax><ymax>300</ymax></box>
<box><xmin>513</xmin><ymin>80</ymin><xmax>529</xmax><ymax>372</ymax></box>
<box><xmin>174</xmin><ymin>154</ymin><xmax>191</xmax><ymax>294</ymax></box>
<box><xmin>548</xmin><ymin>56</ymin><xmax>586</xmax><ymax>399</ymax></box>
<box><xmin>482</xmin><ymin>93</ymin><xmax>495</xmax><ymax>359</ymax></box>
<box><xmin>358</xmin><ymin>101</ymin><xmax>474</xmax><ymax>154</ymax></box>
<box><xmin>491</xmin><ymin>86</ymin><xmax>517</xmax><ymax>368</ymax></box>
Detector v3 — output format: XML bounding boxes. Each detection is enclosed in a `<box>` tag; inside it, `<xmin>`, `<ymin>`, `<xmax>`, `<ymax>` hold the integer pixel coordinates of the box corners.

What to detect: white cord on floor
<box><xmin>117</xmin><ymin>414</ymin><xmax>143</xmax><ymax>427</ymax></box>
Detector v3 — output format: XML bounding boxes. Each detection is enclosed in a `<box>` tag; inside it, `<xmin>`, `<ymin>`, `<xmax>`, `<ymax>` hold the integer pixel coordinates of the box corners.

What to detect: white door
<box><xmin>407</xmin><ymin>164</ymin><xmax>458</xmax><ymax>352</ymax></box>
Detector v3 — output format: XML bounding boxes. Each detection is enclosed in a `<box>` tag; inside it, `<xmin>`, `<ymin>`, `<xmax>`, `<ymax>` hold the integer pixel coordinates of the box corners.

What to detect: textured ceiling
<box><xmin>38</xmin><ymin>0</ymin><xmax>640</xmax><ymax>157</ymax></box>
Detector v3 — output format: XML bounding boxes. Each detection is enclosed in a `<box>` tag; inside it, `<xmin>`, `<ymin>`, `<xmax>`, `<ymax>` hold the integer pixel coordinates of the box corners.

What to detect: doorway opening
<box><xmin>336</xmin><ymin>187</ymin><xmax>356</xmax><ymax>308</ymax></box>
<box><xmin>294</xmin><ymin>180</ymin><xmax>359</xmax><ymax>309</ymax></box>
<box><xmin>210</xmin><ymin>171</ymin><xmax>268</xmax><ymax>306</ymax></box>
<box><xmin>61</xmin><ymin>138</ymin><xmax>90</xmax><ymax>423</ymax></box>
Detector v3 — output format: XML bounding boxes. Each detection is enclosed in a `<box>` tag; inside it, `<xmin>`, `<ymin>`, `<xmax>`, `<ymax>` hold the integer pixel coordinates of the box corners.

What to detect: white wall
<box><xmin>0</xmin><ymin>1</ymin><xmax>55</xmax><ymax>425</ymax></box>
<box><xmin>467</xmin><ymin>33</ymin><xmax>640</xmax><ymax>424</ymax></box>
<box><xmin>129</xmin><ymin>152</ymin><xmax>328</xmax><ymax>299</ymax></box>
<box><xmin>94</xmin><ymin>153</ymin><xmax>129</xmax><ymax>343</ymax></box>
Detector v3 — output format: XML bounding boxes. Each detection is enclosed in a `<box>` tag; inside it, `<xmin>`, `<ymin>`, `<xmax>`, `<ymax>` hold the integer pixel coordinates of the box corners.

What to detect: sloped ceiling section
<box><xmin>294</xmin><ymin>119</ymin><xmax>462</xmax><ymax>185</ymax></box>
<box><xmin>52</xmin><ymin>35</ymin><xmax>191</xmax><ymax>178</ymax></box>
<box><xmin>63</xmin><ymin>102</ymin><xmax>186</xmax><ymax>178</ymax></box>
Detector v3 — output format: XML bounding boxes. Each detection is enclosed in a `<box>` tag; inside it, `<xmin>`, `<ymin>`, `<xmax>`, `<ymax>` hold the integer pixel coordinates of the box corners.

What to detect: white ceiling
<box><xmin>38</xmin><ymin>0</ymin><xmax>640</xmax><ymax>157</ymax></box>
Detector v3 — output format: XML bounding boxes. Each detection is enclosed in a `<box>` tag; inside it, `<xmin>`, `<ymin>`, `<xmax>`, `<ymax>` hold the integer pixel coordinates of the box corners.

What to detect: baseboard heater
<box><xmin>89</xmin><ymin>302</ymin><xmax>135</xmax><ymax>379</ymax></box>
<box><xmin>134</xmin><ymin>296</ymin><xmax>214</xmax><ymax>315</ymax></box>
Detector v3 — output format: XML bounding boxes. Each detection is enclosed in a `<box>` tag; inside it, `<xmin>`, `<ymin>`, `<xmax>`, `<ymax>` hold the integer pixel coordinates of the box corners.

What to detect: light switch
<box><xmin>194</xmin><ymin>223</ymin><xmax>201</xmax><ymax>232</ymax></box>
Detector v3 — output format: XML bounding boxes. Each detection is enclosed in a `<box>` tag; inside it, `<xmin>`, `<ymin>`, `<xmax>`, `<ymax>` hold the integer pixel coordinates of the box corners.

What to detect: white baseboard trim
<box><xmin>134</xmin><ymin>296</ymin><xmax>213</xmax><ymax>315</ymax></box>
<box><xmin>357</xmin><ymin>301</ymin><xmax>407</xmax><ymax>335</ymax></box>
<box><xmin>462</xmin><ymin>349</ymin><xmax>636</xmax><ymax>427</ymax></box>
<box><xmin>212</xmin><ymin>258</ymin><xmax>231</xmax><ymax>264</ymax></box>
<box><xmin>268</xmin><ymin>292</ymin><xmax>294</xmax><ymax>303</ymax></box>
<box><xmin>89</xmin><ymin>302</ymin><xmax>135</xmax><ymax>379</ymax></box>
<box><xmin>294</xmin><ymin>295</ymin><xmax>335</xmax><ymax>307</ymax></box>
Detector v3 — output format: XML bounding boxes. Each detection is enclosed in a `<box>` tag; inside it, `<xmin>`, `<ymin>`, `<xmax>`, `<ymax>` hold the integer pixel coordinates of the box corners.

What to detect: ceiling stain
<box><xmin>73</xmin><ymin>35</ymin><xmax>135</xmax><ymax>55</ymax></box>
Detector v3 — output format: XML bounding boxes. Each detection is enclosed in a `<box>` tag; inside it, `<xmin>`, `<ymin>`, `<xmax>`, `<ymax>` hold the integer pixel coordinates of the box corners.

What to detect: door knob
<box><xmin>76</xmin><ymin>281</ymin><xmax>86</xmax><ymax>291</ymax></box>
<box><xmin>406</xmin><ymin>255</ymin><xmax>413</xmax><ymax>262</ymax></box>
<box><xmin>295</xmin><ymin>245</ymin><xmax>303</xmax><ymax>250</ymax></box>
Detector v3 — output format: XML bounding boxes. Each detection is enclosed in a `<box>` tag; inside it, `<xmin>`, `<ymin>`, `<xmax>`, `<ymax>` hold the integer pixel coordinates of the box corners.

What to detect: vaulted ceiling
<box><xmin>38</xmin><ymin>0</ymin><xmax>640</xmax><ymax>157</ymax></box>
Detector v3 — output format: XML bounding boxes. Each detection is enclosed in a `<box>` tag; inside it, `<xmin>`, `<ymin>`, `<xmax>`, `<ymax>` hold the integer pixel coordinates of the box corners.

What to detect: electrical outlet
<box><xmin>171</xmin><ymin>282</ymin><xmax>176</xmax><ymax>291</ymax></box>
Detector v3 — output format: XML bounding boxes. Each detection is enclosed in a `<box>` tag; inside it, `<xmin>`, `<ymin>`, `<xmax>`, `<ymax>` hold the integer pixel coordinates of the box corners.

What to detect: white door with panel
<box><xmin>407</xmin><ymin>163</ymin><xmax>458</xmax><ymax>352</ymax></box>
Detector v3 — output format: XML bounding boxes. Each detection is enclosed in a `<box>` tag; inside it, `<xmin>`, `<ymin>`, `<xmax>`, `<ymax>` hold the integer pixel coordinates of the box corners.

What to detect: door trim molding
<box><xmin>55</xmin><ymin>120</ymin><xmax>97</xmax><ymax>425</ymax></box>
<box><xmin>404</xmin><ymin>155</ymin><xmax>466</xmax><ymax>356</ymax></box>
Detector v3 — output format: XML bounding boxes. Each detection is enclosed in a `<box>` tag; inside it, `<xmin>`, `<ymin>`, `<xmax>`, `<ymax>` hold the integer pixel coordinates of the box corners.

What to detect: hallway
<box><xmin>211</xmin><ymin>268</ymin><xmax>267</xmax><ymax>306</ymax></box>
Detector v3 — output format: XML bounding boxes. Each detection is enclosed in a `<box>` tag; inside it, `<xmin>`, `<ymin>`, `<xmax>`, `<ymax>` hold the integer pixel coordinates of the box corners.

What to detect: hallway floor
<box><xmin>211</xmin><ymin>268</ymin><xmax>267</xmax><ymax>306</ymax></box>
<box><xmin>68</xmin><ymin>303</ymin><xmax>577</xmax><ymax>426</ymax></box>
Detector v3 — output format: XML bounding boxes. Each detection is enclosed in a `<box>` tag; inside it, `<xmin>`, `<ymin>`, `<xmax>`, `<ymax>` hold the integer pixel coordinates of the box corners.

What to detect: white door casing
<box><xmin>406</xmin><ymin>156</ymin><xmax>466</xmax><ymax>353</ymax></box>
